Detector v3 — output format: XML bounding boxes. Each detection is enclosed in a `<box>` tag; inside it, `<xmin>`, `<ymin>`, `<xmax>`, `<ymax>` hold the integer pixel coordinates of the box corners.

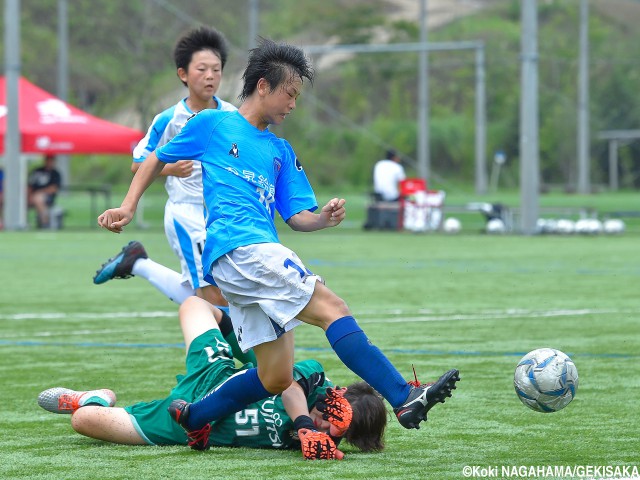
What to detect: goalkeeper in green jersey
<box><xmin>38</xmin><ymin>297</ymin><xmax>386</xmax><ymax>459</ymax></box>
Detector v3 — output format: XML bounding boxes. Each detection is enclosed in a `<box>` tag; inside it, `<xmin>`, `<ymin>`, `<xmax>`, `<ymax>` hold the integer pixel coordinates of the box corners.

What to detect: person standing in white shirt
<box><xmin>373</xmin><ymin>149</ymin><xmax>406</xmax><ymax>201</ymax></box>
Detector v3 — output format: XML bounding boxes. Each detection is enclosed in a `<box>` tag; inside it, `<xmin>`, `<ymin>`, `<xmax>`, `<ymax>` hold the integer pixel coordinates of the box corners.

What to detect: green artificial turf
<box><xmin>0</xmin><ymin>202</ymin><xmax>638</xmax><ymax>479</ymax></box>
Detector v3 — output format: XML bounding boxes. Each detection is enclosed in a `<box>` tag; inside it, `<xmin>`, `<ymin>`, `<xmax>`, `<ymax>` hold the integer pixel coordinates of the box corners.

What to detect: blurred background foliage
<box><xmin>2</xmin><ymin>0</ymin><xmax>640</xmax><ymax>190</ymax></box>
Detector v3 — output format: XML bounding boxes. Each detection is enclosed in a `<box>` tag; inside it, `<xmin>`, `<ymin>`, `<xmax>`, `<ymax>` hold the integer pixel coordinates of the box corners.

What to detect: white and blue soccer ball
<box><xmin>514</xmin><ymin>348</ymin><xmax>578</xmax><ymax>413</ymax></box>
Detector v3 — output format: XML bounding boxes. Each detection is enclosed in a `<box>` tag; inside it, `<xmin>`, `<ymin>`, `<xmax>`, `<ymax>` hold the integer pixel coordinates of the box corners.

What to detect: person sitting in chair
<box><xmin>373</xmin><ymin>149</ymin><xmax>406</xmax><ymax>202</ymax></box>
<box><xmin>28</xmin><ymin>154</ymin><xmax>61</xmax><ymax>228</ymax></box>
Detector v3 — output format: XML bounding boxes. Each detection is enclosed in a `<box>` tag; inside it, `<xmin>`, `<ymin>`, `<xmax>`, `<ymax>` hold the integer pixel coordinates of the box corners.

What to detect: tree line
<box><xmin>2</xmin><ymin>0</ymin><xmax>639</xmax><ymax>189</ymax></box>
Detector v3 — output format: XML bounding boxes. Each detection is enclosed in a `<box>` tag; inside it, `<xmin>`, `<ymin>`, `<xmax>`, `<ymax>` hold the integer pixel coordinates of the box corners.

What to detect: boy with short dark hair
<box><xmin>94</xmin><ymin>26</ymin><xmax>235</xmax><ymax>309</ymax></box>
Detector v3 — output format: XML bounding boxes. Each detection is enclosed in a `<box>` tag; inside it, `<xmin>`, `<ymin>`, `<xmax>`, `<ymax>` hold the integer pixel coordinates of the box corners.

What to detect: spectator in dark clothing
<box><xmin>28</xmin><ymin>155</ymin><xmax>61</xmax><ymax>228</ymax></box>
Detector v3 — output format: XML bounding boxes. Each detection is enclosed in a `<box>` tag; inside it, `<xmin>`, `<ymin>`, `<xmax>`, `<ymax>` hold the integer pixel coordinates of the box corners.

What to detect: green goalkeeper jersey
<box><xmin>125</xmin><ymin>328</ymin><xmax>333</xmax><ymax>448</ymax></box>
<box><xmin>209</xmin><ymin>359</ymin><xmax>332</xmax><ymax>449</ymax></box>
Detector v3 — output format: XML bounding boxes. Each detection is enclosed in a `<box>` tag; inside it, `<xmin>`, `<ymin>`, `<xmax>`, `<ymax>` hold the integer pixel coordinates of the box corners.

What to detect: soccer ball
<box><xmin>443</xmin><ymin>217</ymin><xmax>462</xmax><ymax>234</ymax></box>
<box><xmin>575</xmin><ymin>218</ymin><xmax>602</xmax><ymax>235</ymax></box>
<box><xmin>486</xmin><ymin>218</ymin><xmax>506</xmax><ymax>234</ymax></box>
<box><xmin>603</xmin><ymin>218</ymin><xmax>625</xmax><ymax>234</ymax></box>
<box><xmin>555</xmin><ymin>219</ymin><xmax>575</xmax><ymax>235</ymax></box>
<box><xmin>514</xmin><ymin>348</ymin><xmax>578</xmax><ymax>413</ymax></box>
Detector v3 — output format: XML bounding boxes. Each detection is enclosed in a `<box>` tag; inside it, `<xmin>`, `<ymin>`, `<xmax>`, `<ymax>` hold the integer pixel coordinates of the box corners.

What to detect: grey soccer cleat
<box><xmin>38</xmin><ymin>387</ymin><xmax>117</xmax><ymax>414</ymax></box>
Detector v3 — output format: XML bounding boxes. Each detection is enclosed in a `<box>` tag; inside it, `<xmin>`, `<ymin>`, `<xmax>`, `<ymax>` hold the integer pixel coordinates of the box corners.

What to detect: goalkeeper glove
<box><xmin>293</xmin><ymin>415</ymin><xmax>344</xmax><ymax>460</ymax></box>
<box><xmin>315</xmin><ymin>386</ymin><xmax>353</xmax><ymax>437</ymax></box>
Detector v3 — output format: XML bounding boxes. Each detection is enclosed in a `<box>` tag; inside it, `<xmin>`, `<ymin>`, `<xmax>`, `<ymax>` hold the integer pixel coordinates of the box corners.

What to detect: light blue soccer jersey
<box><xmin>132</xmin><ymin>96</ymin><xmax>236</xmax><ymax>204</ymax></box>
<box><xmin>155</xmin><ymin>109</ymin><xmax>318</xmax><ymax>274</ymax></box>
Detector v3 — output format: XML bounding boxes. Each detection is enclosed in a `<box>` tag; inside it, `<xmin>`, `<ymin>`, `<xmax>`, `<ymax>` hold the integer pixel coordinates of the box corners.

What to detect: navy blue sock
<box><xmin>186</xmin><ymin>367</ymin><xmax>270</xmax><ymax>430</ymax></box>
<box><xmin>326</xmin><ymin>316</ymin><xmax>410</xmax><ymax>408</ymax></box>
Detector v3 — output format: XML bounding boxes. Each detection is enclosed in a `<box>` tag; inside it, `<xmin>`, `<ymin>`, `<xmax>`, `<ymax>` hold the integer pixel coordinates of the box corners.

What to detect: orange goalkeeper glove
<box><xmin>315</xmin><ymin>386</ymin><xmax>353</xmax><ymax>437</ymax></box>
<box><xmin>298</xmin><ymin>428</ymin><xmax>344</xmax><ymax>460</ymax></box>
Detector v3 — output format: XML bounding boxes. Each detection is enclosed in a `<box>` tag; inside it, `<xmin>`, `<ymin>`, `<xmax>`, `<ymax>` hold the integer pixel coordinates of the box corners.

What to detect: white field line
<box><xmin>1</xmin><ymin>327</ymin><xmax>169</xmax><ymax>339</ymax></box>
<box><xmin>0</xmin><ymin>311</ymin><xmax>175</xmax><ymax>339</ymax></box>
<box><xmin>0</xmin><ymin>311</ymin><xmax>176</xmax><ymax>321</ymax></box>
<box><xmin>2</xmin><ymin>308</ymin><xmax>629</xmax><ymax>323</ymax></box>
<box><xmin>0</xmin><ymin>308</ymin><xmax>633</xmax><ymax>340</ymax></box>
<box><xmin>356</xmin><ymin>308</ymin><xmax>632</xmax><ymax>324</ymax></box>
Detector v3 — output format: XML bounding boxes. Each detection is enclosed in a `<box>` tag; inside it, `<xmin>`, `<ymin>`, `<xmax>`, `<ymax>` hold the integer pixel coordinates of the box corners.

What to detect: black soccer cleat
<box><xmin>168</xmin><ymin>399</ymin><xmax>211</xmax><ymax>451</ymax></box>
<box><xmin>93</xmin><ymin>241</ymin><xmax>148</xmax><ymax>285</ymax></box>
<box><xmin>393</xmin><ymin>368</ymin><xmax>460</xmax><ymax>429</ymax></box>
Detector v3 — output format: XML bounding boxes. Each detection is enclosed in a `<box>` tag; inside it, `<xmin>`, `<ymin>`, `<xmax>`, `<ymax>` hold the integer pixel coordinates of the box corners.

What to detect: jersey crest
<box><xmin>229</xmin><ymin>143</ymin><xmax>239</xmax><ymax>158</ymax></box>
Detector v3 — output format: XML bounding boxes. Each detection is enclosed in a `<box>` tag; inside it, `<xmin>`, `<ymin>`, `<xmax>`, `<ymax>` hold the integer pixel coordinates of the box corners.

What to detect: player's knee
<box><xmin>265</xmin><ymin>378</ymin><xmax>293</xmax><ymax>394</ymax></box>
<box><xmin>314</xmin><ymin>284</ymin><xmax>351</xmax><ymax>320</ymax></box>
<box><xmin>333</xmin><ymin>296</ymin><xmax>350</xmax><ymax>316</ymax></box>
<box><xmin>323</xmin><ymin>300</ymin><xmax>351</xmax><ymax>329</ymax></box>
<box><xmin>71</xmin><ymin>409</ymin><xmax>91</xmax><ymax>434</ymax></box>
<box><xmin>179</xmin><ymin>296</ymin><xmax>206</xmax><ymax>318</ymax></box>
<box><xmin>180</xmin><ymin>295</ymin><xmax>201</xmax><ymax>309</ymax></box>
<box><xmin>259</xmin><ymin>372</ymin><xmax>293</xmax><ymax>394</ymax></box>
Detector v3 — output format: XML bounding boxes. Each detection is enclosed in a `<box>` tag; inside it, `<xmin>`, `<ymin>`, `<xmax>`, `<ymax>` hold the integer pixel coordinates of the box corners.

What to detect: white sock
<box><xmin>131</xmin><ymin>258</ymin><xmax>195</xmax><ymax>304</ymax></box>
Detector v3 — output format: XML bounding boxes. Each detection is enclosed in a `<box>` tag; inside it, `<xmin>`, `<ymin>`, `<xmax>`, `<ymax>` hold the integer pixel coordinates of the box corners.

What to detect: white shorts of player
<box><xmin>164</xmin><ymin>200</ymin><xmax>211</xmax><ymax>290</ymax></box>
<box><xmin>211</xmin><ymin>243</ymin><xmax>323</xmax><ymax>352</ymax></box>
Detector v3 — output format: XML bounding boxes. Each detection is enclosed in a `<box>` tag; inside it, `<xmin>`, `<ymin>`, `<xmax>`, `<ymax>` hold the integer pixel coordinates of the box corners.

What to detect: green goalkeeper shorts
<box><xmin>124</xmin><ymin>328</ymin><xmax>240</xmax><ymax>445</ymax></box>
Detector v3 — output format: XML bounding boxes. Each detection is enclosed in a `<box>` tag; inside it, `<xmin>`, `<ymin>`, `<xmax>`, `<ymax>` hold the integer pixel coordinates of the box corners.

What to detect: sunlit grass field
<box><xmin>1</xmin><ymin>190</ymin><xmax>639</xmax><ymax>479</ymax></box>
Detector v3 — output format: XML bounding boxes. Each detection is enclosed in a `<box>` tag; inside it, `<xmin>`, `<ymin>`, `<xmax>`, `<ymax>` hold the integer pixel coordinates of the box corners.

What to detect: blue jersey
<box><xmin>132</xmin><ymin>96</ymin><xmax>236</xmax><ymax>204</ymax></box>
<box><xmin>156</xmin><ymin>109</ymin><xmax>317</xmax><ymax>275</ymax></box>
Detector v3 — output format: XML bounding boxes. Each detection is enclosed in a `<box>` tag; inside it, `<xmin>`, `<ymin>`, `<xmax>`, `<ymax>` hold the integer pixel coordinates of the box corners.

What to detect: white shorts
<box><xmin>164</xmin><ymin>200</ymin><xmax>211</xmax><ymax>290</ymax></box>
<box><xmin>211</xmin><ymin>243</ymin><xmax>322</xmax><ymax>352</ymax></box>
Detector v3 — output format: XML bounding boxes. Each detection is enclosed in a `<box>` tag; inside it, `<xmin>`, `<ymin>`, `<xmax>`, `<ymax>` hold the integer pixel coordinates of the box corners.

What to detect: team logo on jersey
<box><xmin>295</xmin><ymin>157</ymin><xmax>303</xmax><ymax>171</ymax></box>
<box><xmin>273</xmin><ymin>158</ymin><xmax>282</xmax><ymax>173</ymax></box>
<box><xmin>229</xmin><ymin>143</ymin><xmax>239</xmax><ymax>158</ymax></box>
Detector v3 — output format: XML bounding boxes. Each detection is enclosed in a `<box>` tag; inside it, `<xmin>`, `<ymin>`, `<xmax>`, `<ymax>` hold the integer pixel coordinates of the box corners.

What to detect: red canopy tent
<box><xmin>0</xmin><ymin>76</ymin><xmax>143</xmax><ymax>154</ymax></box>
<box><xmin>1</xmin><ymin>76</ymin><xmax>144</xmax><ymax>230</ymax></box>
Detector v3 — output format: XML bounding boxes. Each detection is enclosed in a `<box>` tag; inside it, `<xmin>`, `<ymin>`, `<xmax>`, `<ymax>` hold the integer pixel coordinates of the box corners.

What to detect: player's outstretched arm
<box><xmin>131</xmin><ymin>159</ymin><xmax>193</xmax><ymax>178</ymax></box>
<box><xmin>281</xmin><ymin>381</ymin><xmax>313</xmax><ymax>421</ymax></box>
<box><xmin>286</xmin><ymin>198</ymin><xmax>346</xmax><ymax>232</ymax></box>
<box><xmin>98</xmin><ymin>152</ymin><xmax>166</xmax><ymax>233</ymax></box>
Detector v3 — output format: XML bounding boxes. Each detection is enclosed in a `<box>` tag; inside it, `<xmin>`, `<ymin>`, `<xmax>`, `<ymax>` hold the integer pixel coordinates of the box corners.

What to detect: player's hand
<box><xmin>169</xmin><ymin>160</ymin><xmax>194</xmax><ymax>178</ymax></box>
<box><xmin>315</xmin><ymin>386</ymin><xmax>353</xmax><ymax>437</ymax></box>
<box><xmin>320</xmin><ymin>198</ymin><xmax>346</xmax><ymax>227</ymax></box>
<box><xmin>298</xmin><ymin>428</ymin><xmax>344</xmax><ymax>460</ymax></box>
<box><xmin>97</xmin><ymin>207</ymin><xmax>134</xmax><ymax>233</ymax></box>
